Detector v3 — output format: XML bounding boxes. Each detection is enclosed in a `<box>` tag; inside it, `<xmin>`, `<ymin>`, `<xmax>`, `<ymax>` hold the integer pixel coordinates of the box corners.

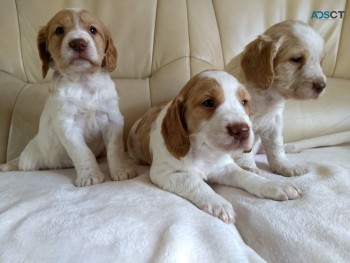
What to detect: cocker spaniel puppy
<box><xmin>128</xmin><ymin>70</ymin><xmax>301</xmax><ymax>223</ymax></box>
<box><xmin>225</xmin><ymin>20</ymin><xmax>326</xmax><ymax>177</ymax></box>
<box><xmin>0</xmin><ymin>9</ymin><xmax>136</xmax><ymax>186</ymax></box>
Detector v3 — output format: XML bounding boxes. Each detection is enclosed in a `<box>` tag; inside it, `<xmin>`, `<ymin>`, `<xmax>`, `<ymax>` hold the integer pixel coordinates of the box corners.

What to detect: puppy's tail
<box><xmin>0</xmin><ymin>157</ymin><xmax>19</xmax><ymax>171</ymax></box>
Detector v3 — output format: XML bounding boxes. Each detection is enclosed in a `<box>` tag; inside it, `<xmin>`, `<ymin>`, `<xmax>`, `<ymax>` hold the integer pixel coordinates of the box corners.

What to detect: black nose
<box><xmin>312</xmin><ymin>81</ymin><xmax>326</xmax><ymax>94</ymax></box>
<box><xmin>227</xmin><ymin>123</ymin><xmax>250</xmax><ymax>140</ymax></box>
<box><xmin>69</xmin><ymin>38</ymin><xmax>87</xmax><ymax>52</ymax></box>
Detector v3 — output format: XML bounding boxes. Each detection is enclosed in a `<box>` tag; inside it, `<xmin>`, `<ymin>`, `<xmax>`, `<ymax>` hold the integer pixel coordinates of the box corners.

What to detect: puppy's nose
<box><xmin>227</xmin><ymin>123</ymin><xmax>250</xmax><ymax>140</ymax></box>
<box><xmin>312</xmin><ymin>81</ymin><xmax>326</xmax><ymax>94</ymax></box>
<box><xmin>69</xmin><ymin>38</ymin><xmax>87</xmax><ymax>52</ymax></box>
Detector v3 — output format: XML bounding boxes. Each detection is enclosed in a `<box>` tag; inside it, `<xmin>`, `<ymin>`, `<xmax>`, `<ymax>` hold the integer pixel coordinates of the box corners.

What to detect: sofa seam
<box><xmin>211</xmin><ymin>0</ymin><xmax>225</xmax><ymax>68</ymax></box>
<box><xmin>149</xmin><ymin>56</ymin><xmax>214</xmax><ymax>77</ymax></box>
<box><xmin>149</xmin><ymin>0</ymin><xmax>159</xmax><ymax>107</ymax></box>
<box><xmin>186</xmin><ymin>0</ymin><xmax>192</xmax><ymax>77</ymax></box>
<box><xmin>14</xmin><ymin>0</ymin><xmax>29</xmax><ymax>82</ymax></box>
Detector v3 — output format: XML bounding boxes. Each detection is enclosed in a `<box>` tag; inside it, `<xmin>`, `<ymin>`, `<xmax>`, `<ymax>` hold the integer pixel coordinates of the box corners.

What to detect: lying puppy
<box><xmin>225</xmin><ymin>20</ymin><xmax>326</xmax><ymax>177</ymax></box>
<box><xmin>128</xmin><ymin>70</ymin><xmax>301</xmax><ymax>223</ymax></box>
<box><xmin>0</xmin><ymin>9</ymin><xmax>136</xmax><ymax>186</ymax></box>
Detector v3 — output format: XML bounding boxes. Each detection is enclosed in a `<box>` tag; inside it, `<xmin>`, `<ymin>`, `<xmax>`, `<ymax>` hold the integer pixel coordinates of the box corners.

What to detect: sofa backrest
<box><xmin>0</xmin><ymin>0</ymin><xmax>349</xmax><ymax>162</ymax></box>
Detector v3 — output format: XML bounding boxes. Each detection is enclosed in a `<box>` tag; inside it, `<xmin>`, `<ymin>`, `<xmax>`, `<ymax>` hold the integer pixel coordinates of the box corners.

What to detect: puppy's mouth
<box><xmin>69</xmin><ymin>55</ymin><xmax>93</xmax><ymax>65</ymax></box>
<box><xmin>210</xmin><ymin>134</ymin><xmax>252</xmax><ymax>153</ymax></box>
<box><xmin>292</xmin><ymin>81</ymin><xmax>326</xmax><ymax>100</ymax></box>
<box><xmin>206</xmin><ymin>124</ymin><xmax>253</xmax><ymax>153</ymax></box>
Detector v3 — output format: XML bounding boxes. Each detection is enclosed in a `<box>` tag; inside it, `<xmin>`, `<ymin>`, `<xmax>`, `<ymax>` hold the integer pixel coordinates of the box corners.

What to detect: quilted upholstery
<box><xmin>0</xmin><ymin>0</ymin><xmax>349</xmax><ymax>162</ymax></box>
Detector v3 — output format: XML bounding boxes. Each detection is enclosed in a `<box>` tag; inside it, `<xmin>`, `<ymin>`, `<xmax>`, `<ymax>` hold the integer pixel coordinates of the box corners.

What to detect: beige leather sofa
<box><xmin>1</xmin><ymin>1</ymin><xmax>349</xmax><ymax>262</ymax></box>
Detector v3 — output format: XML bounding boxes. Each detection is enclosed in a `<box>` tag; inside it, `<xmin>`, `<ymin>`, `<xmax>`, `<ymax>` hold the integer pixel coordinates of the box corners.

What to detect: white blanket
<box><xmin>1</xmin><ymin>144</ymin><xmax>349</xmax><ymax>263</ymax></box>
<box><xmin>214</xmin><ymin>144</ymin><xmax>350</xmax><ymax>263</ymax></box>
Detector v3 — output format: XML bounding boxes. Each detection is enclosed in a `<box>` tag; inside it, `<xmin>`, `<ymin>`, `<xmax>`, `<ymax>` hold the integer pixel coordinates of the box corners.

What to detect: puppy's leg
<box><xmin>56</xmin><ymin>126</ymin><xmax>104</xmax><ymax>187</ymax></box>
<box><xmin>150</xmin><ymin>167</ymin><xmax>235</xmax><ymax>223</ymax></box>
<box><xmin>208</xmin><ymin>162</ymin><xmax>302</xmax><ymax>200</ymax></box>
<box><xmin>102</xmin><ymin>113</ymin><xmax>137</xmax><ymax>181</ymax></box>
<box><xmin>261</xmin><ymin>113</ymin><xmax>308</xmax><ymax>176</ymax></box>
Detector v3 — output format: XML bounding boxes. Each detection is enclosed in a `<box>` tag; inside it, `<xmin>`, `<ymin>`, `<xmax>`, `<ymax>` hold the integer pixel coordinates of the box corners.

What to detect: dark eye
<box><xmin>290</xmin><ymin>56</ymin><xmax>304</xmax><ymax>64</ymax></box>
<box><xmin>202</xmin><ymin>99</ymin><xmax>214</xmax><ymax>108</ymax></box>
<box><xmin>242</xmin><ymin>99</ymin><xmax>248</xmax><ymax>107</ymax></box>
<box><xmin>89</xmin><ymin>26</ymin><xmax>97</xmax><ymax>35</ymax></box>
<box><xmin>55</xmin><ymin>26</ymin><xmax>64</xmax><ymax>35</ymax></box>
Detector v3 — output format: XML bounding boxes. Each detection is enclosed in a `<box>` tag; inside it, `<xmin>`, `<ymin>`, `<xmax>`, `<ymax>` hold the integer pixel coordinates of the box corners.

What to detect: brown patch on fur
<box><xmin>236</xmin><ymin>86</ymin><xmax>252</xmax><ymax>116</ymax></box>
<box><xmin>161</xmin><ymin>73</ymin><xmax>224</xmax><ymax>159</ymax></box>
<box><xmin>161</xmin><ymin>97</ymin><xmax>189</xmax><ymax>160</ymax></box>
<box><xmin>37</xmin><ymin>26</ymin><xmax>51</xmax><ymax>78</ymax></box>
<box><xmin>133</xmin><ymin>103</ymin><xmax>167</xmax><ymax>164</ymax></box>
<box><xmin>241</xmin><ymin>35</ymin><xmax>281</xmax><ymax>90</ymax></box>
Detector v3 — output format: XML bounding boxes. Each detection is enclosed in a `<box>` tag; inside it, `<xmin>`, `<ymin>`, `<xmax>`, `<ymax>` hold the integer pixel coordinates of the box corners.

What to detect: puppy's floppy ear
<box><xmin>161</xmin><ymin>95</ymin><xmax>190</xmax><ymax>160</ymax></box>
<box><xmin>102</xmin><ymin>26</ymin><xmax>117</xmax><ymax>72</ymax></box>
<box><xmin>37</xmin><ymin>26</ymin><xmax>51</xmax><ymax>79</ymax></box>
<box><xmin>241</xmin><ymin>35</ymin><xmax>283</xmax><ymax>90</ymax></box>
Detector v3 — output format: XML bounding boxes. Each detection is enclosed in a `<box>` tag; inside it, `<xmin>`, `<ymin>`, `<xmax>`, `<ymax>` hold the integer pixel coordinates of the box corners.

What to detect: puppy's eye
<box><xmin>241</xmin><ymin>99</ymin><xmax>248</xmax><ymax>107</ymax></box>
<box><xmin>202</xmin><ymin>99</ymin><xmax>214</xmax><ymax>108</ymax></box>
<box><xmin>290</xmin><ymin>56</ymin><xmax>304</xmax><ymax>64</ymax></box>
<box><xmin>55</xmin><ymin>26</ymin><xmax>64</xmax><ymax>35</ymax></box>
<box><xmin>89</xmin><ymin>26</ymin><xmax>97</xmax><ymax>35</ymax></box>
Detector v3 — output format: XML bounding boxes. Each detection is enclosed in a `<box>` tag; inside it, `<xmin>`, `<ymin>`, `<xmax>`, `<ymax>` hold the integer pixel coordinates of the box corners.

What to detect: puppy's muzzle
<box><xmin>226</xmin><ymin>123</ymin><xmax>250</xmax><ymax>141</ymax></box>
<box><xmin>69</xmin><ymin>38</ymin><xmax>87</xmax><ymax>52</ymax></box>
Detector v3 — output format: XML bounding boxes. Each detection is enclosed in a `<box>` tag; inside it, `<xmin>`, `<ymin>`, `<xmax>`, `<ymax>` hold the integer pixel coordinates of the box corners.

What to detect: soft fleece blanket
<box><xmin>1</xmin><ymin>144</ymin><xmax>350</xmax><ymax>262</ymax></box>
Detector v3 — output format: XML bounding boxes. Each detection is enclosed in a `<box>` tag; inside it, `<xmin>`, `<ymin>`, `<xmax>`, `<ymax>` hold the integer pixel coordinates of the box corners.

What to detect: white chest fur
<box><xmin>48</xmin><ymin>71</ymin><xmax>119</xmax><ymax>139</ymax></box>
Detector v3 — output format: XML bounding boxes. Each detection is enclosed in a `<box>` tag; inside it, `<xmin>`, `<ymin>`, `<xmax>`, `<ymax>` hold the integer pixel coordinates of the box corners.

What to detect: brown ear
<box><xmin>37</xmin><ymin>26</ymin><xmax>50</xmax><ymax>79</ymax></box>
<box><xmin>241</xmin><ymin>35</ymin><xmax>281</xmax><ymax>90</ymax></box>
<box><xmin>103</xmin><ymin>28</ymin><xmax>117</xmax><ymax>72</ymax></box>
<box><xmin>161</xmin><ymin>96</ymin><xmax>190</xmax><ymax>159</ymax></box>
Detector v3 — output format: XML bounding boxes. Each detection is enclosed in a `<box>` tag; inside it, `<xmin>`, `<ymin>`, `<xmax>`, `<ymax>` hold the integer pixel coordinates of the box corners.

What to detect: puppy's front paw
<box><xmin>201</xmin><ymin>196</ymin><xmax>236</xmax><ymax>223</ymax></box>
<box><xmin>110</xmin><ymin>165</ymin><xmax>137</xmax><ymax>181</ymax></box>
<box><xmin>260</xmin><ymin>181</ymin><xmax>302</xmax><ymax>201</ymax></box>
<box><xmin>273</xmin><ymin>163</ymin><xmax>308</xmax><ymax>177</ymax></box>
<box><xmin>75</xmin><ymin>170</ymin><xmax>105</xmax><ymax>187</ymax></box>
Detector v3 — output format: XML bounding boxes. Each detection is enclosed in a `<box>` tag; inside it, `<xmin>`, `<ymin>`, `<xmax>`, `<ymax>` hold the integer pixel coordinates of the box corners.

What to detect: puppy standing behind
<box><xmin>0</xmin><ymin>9</ymin><xmax>136</xmax><ymax>186</ymax></box>
<box><xmin>225</xmin><ymin>20</ymin><xmax>326</xmax><ymax>177</ymax></box>
<box><xmin>128</xmin><ymin>70</ymin><xmax>301</xmax><ymax>223</ymax></box>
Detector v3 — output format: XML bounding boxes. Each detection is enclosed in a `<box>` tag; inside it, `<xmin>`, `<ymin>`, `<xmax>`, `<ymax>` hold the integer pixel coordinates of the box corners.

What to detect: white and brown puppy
<box><xmin>128</xmin><ymin>70</ymin><xmax>301</xmax><ymax>223</ymax></box>
<box><xmin>0</xmin><ymin>9</ymin><xmax>136</xmax><ymax>186</ymax></box>
<box><xmin>225</xmin><ymin>20</ymin><xmax>326</xmax><ymax>177</ymax></box>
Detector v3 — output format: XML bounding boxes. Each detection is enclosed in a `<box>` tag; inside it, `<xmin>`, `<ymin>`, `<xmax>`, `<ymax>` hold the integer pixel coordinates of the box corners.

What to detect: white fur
<box><xmin>0</xmin><ymin>10</ymin><xmax>136</xmax><ymax>186</ymax></box>
<box><xmin>130</xmin><ymin>70</ymin><xmax>302</xmax><ymax>223</ymax></box>
<box><xmin>225</xmin><ymin>21</ymin><xmax>326</xmax><ymax>177</ymax></box>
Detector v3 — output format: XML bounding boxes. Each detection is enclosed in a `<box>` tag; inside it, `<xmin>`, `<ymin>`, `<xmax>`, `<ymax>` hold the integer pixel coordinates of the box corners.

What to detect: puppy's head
<box><xmin>161</xmin><ymin>70</ymin><xmax>254</xmax><ymax>159</ymax></box>
<box><xmin>241</xmin><ymin>20</ymin><xmax>326</xmax><ymax>100</ymax></box>
<box><xmin>37</xmin><ymin>9</ymin><xmax>117</xmax><ymax>78</ymax></box>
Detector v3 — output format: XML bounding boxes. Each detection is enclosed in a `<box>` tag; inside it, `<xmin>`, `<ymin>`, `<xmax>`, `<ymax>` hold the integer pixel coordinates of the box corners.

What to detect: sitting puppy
<box><xmin>225</xmin><ymin>20</ymin><xmax>326</xmax><ymax>177</ymax></box>
<box><xmin>128</xmin><ymin>70</ymin><xmax>301</xmax><ymax>223</ymax></box>
<box><xmin>0</xmin><ymin>9</ymin><xmax>136</xmax><ymax>186</ymax></box>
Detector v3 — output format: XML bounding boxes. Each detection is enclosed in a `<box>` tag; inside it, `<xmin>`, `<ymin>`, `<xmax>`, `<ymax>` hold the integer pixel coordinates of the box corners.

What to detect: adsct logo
<box><xmin>311</xmin><ymin>10</ymin><xmax>345</xmax><ymax>19</ymax></box>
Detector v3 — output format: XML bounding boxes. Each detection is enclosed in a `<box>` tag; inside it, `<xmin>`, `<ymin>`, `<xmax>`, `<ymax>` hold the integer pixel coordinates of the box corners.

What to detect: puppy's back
<box><xmin>127</xmin><ymin>102</ymin><xmax>167</xmax><ymax>165</ymax></box>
